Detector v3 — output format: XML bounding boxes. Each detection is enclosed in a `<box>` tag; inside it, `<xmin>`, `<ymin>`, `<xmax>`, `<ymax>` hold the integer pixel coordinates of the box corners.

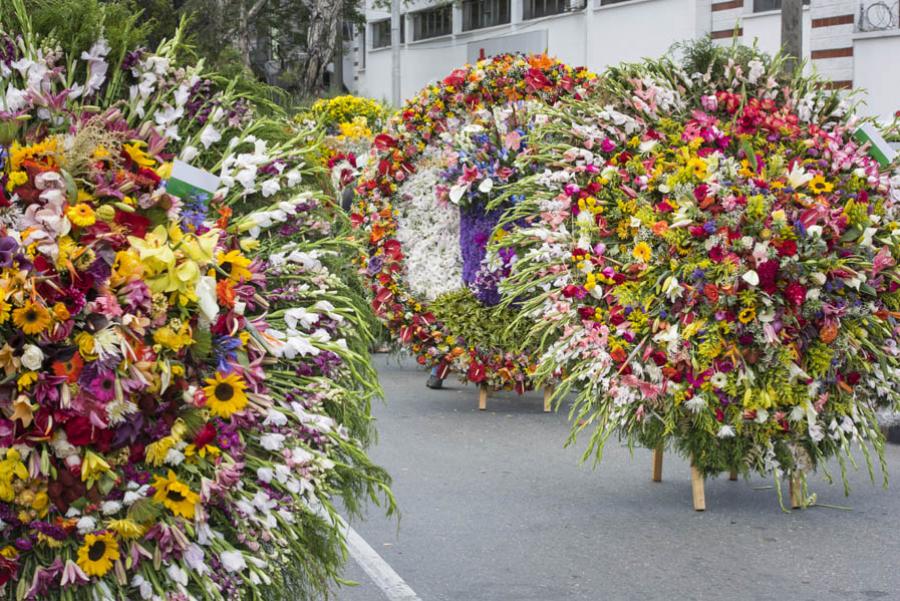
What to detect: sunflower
<box><xmin>66</xmin><ymin>203</ymin><xmax>96</xmax><ymax>227</ymax></box>
<box><xmin>203</xmin><ymin>371</ymin><xmax>249</xmax><ymax>418</ymax></box>
<box><xmin>738</xmin><ymin>307</ymin><xmax>757</xmax><ymax>324</ymax></box>
<box><xmin>151</xmin><ymin>470</ymin><xmax>199</xmax><ymax>519</ymax></box>
<box><xmin>217</xmin><ymin>250</ymin><xmax>253</xmax><ymax>282</ymax></box>
<box><xmin>808</xmin><ymin>174</ymin><xmax>834</xmax><ymax>195</ymax></box>
<box><xmin>12</xmin><ymin>301</ymin><xmax>51</xmax><ymax>335</ymax></box>
<box><xmin>76</xmin><ymin>531</ymin><xmax>119</xmax><ymax>577</ymax></box>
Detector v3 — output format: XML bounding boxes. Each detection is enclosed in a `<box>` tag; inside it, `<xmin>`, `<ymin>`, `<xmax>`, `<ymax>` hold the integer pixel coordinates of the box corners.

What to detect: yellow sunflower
<box><xmin>66</xmin><ymin>203</ymin><xmax>97</xmax><ymax>227</ymax></box>
<box><xmin>12</xmin><ymin>300</ymin><xmax>51</xmax><ymax>335</ymax></box>
<box><xmin>738</xmin><ymin>307</ymin><xmax>757</xmax><ymax>324</ymax></box>
<box><xmin>808</xmin><ymin>174</ymin><xmax>834</xmax><ymax>195</ymax></box>
<box><xmin>203</xmin><ymin>371</ymin><xmax>249</xmax><ymax>418</ymax></box>
<box><xmin>217</xmin><ymin>250</ymin><xmax>253</xmax><ymax>282</ymax></box>
<box><xmin>76</xmin><ymin>531</ymin><xmax>120</xmax><ymax>577</ymax></box>
<box><xmin>151</xmin><ymin>470</ymin><xmax>199</xmax><ymax>519</ymax></box>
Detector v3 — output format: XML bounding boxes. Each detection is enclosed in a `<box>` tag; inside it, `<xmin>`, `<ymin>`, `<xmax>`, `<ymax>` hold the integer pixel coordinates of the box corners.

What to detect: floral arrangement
<box><xmin>498</xmin><ymin>44</ymin><xmax>900</xmax><ymax>494</ymax></box>
<box><xmin>354</xmin><ymin>54</ymin><xmax>595</xmax><ymax>391</ymax></box>
<box><xmin>296</xmin><ymin>96</ymin><xmax>391</xmax><ymax>196</ymax></box>
<box><xmin>0</xmin><ymin>7</ymin><xmax>390</xmax><ymax>599</ymax></box>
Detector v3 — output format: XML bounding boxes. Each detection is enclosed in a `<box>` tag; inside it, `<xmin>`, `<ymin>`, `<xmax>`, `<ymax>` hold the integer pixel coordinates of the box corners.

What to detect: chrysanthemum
<box><xmin>151</xmin><ymin>470</ymin><xmax>198</xmax><ymax>519</ymax></box>
<box><xmin>76</xmin><ymin>531</ymin><xmax>119</xmax><ymax>577</ymax></box>
<box><xmin>106</xmin><ymin>518</ymin><xmax>146</xmax><ymax>540</ymax></box>
<box><xmin>632</xmin><ymin>242</ymin><xmax>652</xmax><ymax>263</ymax></box>
<box><xmin>203</xmin><ymin>371</ymin><xmax>249</xmax><ymax>418</ymax></box>
<box><xmin>12</xmin><ymin>301</ymin><xmax>51</xmax><ymax>335</ymax></box>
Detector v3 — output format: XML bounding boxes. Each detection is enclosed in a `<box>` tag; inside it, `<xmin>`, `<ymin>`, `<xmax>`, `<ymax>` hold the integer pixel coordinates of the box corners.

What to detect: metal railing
<box><xmin>857</xmin><ymin>0</ymin><xmax>900</xmax><ymax>31</ymax></box>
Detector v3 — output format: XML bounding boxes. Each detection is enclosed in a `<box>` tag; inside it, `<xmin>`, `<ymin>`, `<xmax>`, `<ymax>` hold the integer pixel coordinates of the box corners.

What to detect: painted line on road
<box><xmin>335</xmin><ymin>514</ymin><xmax>423</xmax><ymax>601</ymax></box>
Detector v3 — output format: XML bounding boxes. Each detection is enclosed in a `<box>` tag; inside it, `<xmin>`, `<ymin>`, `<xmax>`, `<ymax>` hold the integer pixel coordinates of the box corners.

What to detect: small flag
<box><xmin>166</xmin><ymin>159</ymin><xmax>220</xmax><ymax>200</ymax></box>
<box><xmin>852</xmin><ymin>123</ymin><xmax>897</xmax><ymax>168</ymax></box>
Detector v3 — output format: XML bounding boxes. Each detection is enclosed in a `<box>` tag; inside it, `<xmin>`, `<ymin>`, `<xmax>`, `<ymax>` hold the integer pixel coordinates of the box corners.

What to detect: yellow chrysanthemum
<box><xmin>12</xmin><ymin>300</ymin><xmax>51</xmax><ymax>335</ymax></box>
<box><xmin>151</xmin><ymin>470</ymin><xmax>199</xmax><ymax>519</ymax></box>
<box><xmin>76</xmin><ymin>531</ymin><xmax>120</xmax><ymax>577</ymax></box>
<box><xmin>203</xmin><ymin>371</ymin><xmax>249</xmax><ymax>418</ymax></box>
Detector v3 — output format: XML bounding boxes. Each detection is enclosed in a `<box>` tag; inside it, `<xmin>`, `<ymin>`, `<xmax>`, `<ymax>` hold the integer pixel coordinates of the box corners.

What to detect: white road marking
<box><xmin>335</xmin><ymin>515</ymin><xmax>423</xmax><ymax>601</ymax></box>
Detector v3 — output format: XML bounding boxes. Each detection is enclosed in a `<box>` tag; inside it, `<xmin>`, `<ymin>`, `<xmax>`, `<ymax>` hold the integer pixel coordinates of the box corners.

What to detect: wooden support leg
<box><xmin>729</xmin><ymin>468</ymin><xmax>738</xmax><ymax>481</ymax></box>
<box><xmin>651</xmin><ymin>447</ymin><xmax>663</xmax><ymax>483</ymax></box>
<box><xmin>543</xmin><ymin>386</ymin><xmax>554</xmax><ymax>413</ymax></box>
<box><xmin>789</xmin><ymin>474</ymin><xmax>803</xmax><ymax>509</ymax></box>
<box><xmin>478</xmin><ymin>385</ymin><xmax>489</xmax><ymax>411</ymax></box>
<box><xmin>691</xmin><ymin>465</ymin><xmax>706</xmax><ymax>512</ymax></box>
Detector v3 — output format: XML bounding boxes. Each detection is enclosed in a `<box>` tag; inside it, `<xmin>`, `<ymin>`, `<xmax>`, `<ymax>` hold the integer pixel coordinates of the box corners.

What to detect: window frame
<box><xmin>462</xmin><ymin>0</ymin><xmax>512</xmax><ymax>31</ymax></box>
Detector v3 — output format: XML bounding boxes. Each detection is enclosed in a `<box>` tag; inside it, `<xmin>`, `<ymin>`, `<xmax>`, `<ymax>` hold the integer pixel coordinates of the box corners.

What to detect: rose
<box><xmin>20</xmin><ymin>344</ymin><xmax>44</xmax><ymax>370</ymax></box>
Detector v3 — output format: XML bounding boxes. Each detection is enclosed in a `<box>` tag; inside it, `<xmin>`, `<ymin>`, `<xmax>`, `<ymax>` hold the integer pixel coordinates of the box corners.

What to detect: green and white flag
<box><xmin>852</xmin><ymin>123</ymin><xmax>897</xmax><ymax>168</ymax></box>
<box><xmin>166</xmin><ymin>159</ymin><xmax>220</xmax><ymax>200</ymax></box>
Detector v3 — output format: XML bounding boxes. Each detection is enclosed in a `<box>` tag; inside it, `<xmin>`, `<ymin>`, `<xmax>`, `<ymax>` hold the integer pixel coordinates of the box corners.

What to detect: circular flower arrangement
<box><xmin>500</xmin><ymin>46</ymin><xmax>900</xmax><ymax>487</ymax></box>
<box><xmin>0</xmin><ymin>14</ymin><xmax>389</xmax><ymax>600</ymax></box>
<box><xmin>354</xmin><ymin>54</ymin><xmax>595</xmax><ymax>391</ymax></box>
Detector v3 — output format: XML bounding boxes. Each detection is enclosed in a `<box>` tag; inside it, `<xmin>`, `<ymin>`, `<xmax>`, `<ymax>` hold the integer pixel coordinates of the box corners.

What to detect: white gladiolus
<box><xmin>220</xmin><ymin>551</ymin><xmax>247</xmax><ymax>573</ymax></box>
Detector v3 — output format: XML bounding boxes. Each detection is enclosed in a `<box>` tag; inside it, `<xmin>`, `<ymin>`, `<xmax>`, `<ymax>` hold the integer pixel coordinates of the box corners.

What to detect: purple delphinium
<box><xmin>458</xmin><ymin>205</ymin><xmax>502</xmax><ymax>284</ymax></box>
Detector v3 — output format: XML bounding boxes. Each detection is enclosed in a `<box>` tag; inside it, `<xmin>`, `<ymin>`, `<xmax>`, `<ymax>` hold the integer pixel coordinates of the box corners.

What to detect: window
<box><xmin>462</xmin><ymin>0</ymin><xmax>511</xmax><ymax>31</ymax></box>
<box><xmin>753</xmin><ymin>0</ymin><xmax>809</xmax><ymax>12</ymax></box>
<box><xmin>524</xmin><ymin>0</ymin><xmax>571</xmax><ymax>19</ymax></box>
<box><xmin>371</xmin><ymin>18</ymin><xmax>404</xmax><ymax>49</ymax></box>
<box><xmin>412</xmin><ymin>4</ymin><xmax>453</xmax><ymax>40</ymax></box>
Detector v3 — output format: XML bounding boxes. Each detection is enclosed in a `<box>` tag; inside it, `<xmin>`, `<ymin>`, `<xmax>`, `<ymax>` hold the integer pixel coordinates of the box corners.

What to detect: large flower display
<box><xmin>354</xmin><ymin>54</ymin><xmax>595</xmax><ymax>391</ymax></box>
<box><xmin>498</xmin><ymin>46</ymin><xmax>900</xmax><ymax>490</ymax></box>
<box><xmin>0</xmin><ymin>10</ymin><xmax>390</xmax><ymax>600</ymax></box>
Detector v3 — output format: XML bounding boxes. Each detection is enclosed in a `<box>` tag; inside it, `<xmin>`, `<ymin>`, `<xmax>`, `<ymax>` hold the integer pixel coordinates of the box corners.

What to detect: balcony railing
<box><xmin>857</xmin><ymin>0</ymin><xmax>900</xmax><ymax>31</ymax></box>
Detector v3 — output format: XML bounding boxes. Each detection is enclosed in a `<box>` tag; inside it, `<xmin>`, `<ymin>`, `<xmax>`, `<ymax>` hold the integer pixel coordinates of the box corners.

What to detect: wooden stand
<box><xmin>477</xmin><ymin>384</ymin><xmax>555</xmax><ymax>412</ymax></box>
<box><xmin>690</xmin><ymin>465</ymin><xmax>706</xmax><ymax>512</ymax></box>
<box><xmin>650</xmin><ymin>449</ymin><xmax>741</xmax><ymax>511</ymax></box>
<box><xmin>543</xmin><ymin>386</ymin><xmax>554</xmax><ymax>413</ymax></box>
<box><xmin>651</xmin><ymin>446</ymin><xmax>663</xmax><ymax>483</ymax></box>
<box><xmin>789</xmin><ymin>474</ymin><xmax>803</xmax><ymax>509</ymax></box>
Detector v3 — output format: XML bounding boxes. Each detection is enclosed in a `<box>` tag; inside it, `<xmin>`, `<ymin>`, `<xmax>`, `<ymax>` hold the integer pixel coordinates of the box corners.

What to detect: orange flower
<box><xmin>52</xmin><ymin>354</ymin><xmax>84</xmax><ymax>383</ymax></box>
<box><xmin>528</xmin><ymin>54</ymin><xmax>555</xmax><ymax>70</ymax></box>
<box><xmin>370</xmin><ymin>224</ymin><xmax>386</xmax><ymax>243</ymax></box>
<box><xmin>216</xmin><ymin>279</ymin><xmax>236</xmax><ymax>308</ymax></box>
<box><xmin>651</xmin><ymin>221</ymin><xmax>669</xmax><ymax>235</ymax></box>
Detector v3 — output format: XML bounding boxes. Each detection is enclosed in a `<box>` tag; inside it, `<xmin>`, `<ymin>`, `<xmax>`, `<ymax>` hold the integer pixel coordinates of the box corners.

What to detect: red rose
<box><xmin>578</xmin><ymin>306</ymin><xmax>595</xmax><ymax>320</ymax></box>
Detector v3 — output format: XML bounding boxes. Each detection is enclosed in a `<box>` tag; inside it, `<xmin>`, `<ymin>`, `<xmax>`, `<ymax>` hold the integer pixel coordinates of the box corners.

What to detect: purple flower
<box><xmin>459</xmin><ymin>205</ymin><xmax>501</xmax><ymax>284</ymax></box>
<box><xmin>0</xmin><ymin>236</ymin><xmax>17</xmax><ymax>267</ymax></box>
<box><xmin>85</xmin><ymin>371</ymin><xmax>116</xmax><ymax>402</ymax></box>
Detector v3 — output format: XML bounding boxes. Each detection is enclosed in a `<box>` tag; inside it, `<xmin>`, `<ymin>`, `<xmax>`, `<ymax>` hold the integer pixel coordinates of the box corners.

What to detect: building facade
<box><xmin>343</xmin><ymin>0</ymin><xmax>899</xmax><ymax>121</ymax></box>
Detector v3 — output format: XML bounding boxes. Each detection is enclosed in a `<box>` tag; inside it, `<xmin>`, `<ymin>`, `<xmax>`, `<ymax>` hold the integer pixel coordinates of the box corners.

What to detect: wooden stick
<box><xmin>789</xmin><ymin>474</ymin><xmax>803</xmax><ymax>509</ymax></box>
<box><xmin>543</xmin><ymin>386</ymin><xmax>554</xmax><ymax>413</ymax></box>
<box><xmin>478</xmin><ymin>384</ymin><xmax>489</xmax><ymax>411</ymax></box>
<box><xmin>691</xmin><ymin>465</ymin><xmax>706</xmax><ymax>512</ymax></box>
<box><xmin>651</xmin><ymin>446</ymin><xmax>663</xmax><ymax>482</ymax></box>
<box><xmin>729</xmin><ymin>468</ymin><xmax>738</xmax><ymax>481</ymax></box>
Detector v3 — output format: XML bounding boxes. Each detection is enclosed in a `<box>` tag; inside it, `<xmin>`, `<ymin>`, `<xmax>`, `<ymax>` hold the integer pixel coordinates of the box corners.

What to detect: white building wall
<box><xmin>353</xmin><ymin>0</ymin><xmax>900</xmax><ymax>122</ymax></box>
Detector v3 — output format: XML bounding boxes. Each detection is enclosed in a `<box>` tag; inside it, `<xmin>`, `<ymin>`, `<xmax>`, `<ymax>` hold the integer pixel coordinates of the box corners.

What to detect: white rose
<box><xmin>21</xmin><ymin>344</ymin><xmax>44</xmax><ymax>370</ymax></box>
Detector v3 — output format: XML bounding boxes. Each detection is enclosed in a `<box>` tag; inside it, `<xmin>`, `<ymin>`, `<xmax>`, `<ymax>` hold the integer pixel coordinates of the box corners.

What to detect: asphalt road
<box><xmin>336</xmin><ymin>355</ymin><xmax>900</xmax><ymax>601</ymax></box>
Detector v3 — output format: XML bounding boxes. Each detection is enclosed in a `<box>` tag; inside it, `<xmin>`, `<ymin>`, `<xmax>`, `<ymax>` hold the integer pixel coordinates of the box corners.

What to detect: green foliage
<box><xmin>430</xmin><ymin>288</ymin><xmax>532</xmax><ymax>352</ymax></box>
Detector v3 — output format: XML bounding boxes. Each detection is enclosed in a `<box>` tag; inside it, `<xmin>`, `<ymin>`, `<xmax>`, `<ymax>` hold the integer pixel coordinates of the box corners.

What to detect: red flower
<box><xmin>775</xmin><ymin>239</ymin><xmax>797</xmax><ymax>257</ymax></box>
<box><xmin>467</xmin><ymin>361</ymin><xmax>486</xmax><ymax>383</ymax></box>
<box><xmin>114</xmin><ymin>209</ymin><xmax>151</xmax><ymax>238</ymax></box>
<box><xmin>193</xmin><ymin>422</ymin><xmax>217</xmax><ymax>449</ymax></box>
<box><xmin>524</xmin><ymin>68</ymin><xmax>552</xmax><ymax>91</ymax></box>
<box><xmin>0</xmin><ymin>554</ymin><xmax>18</xmax><ymax>586</ymax></box>
<box><xmin>757</xmin><ymin>259</ymin><xmax>780</xmax><ymax>294</ymax></box>
<box><xmin>373</xmin><ymin>134</ymin><xmax>397</xmax><ymax>151</ymax></box>
<box><xmin>64</xmin><ymin>416</ymin><xmax>96</xmax><ymax>446</ymax></box>
<box><xmin>708</xmin><ymin>246</ymin><xmax>724</xmax><ymax>263</ymax></box>
<box><xmin>783</xmin><ymin>282</ymin><xmax>807</xmax><ymax>308</ymax></box>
